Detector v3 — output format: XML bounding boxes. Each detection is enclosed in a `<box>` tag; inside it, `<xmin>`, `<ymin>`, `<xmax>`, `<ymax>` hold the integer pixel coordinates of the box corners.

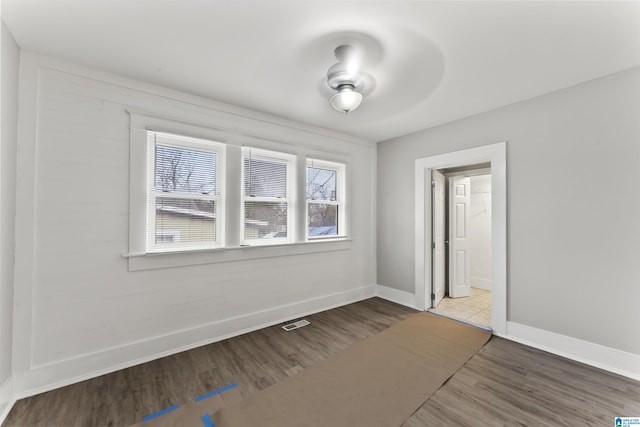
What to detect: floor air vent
<box><xmin>282</xmin><ymin>319</ymin><xmax>310</xmax><ymax>331</ymax></box>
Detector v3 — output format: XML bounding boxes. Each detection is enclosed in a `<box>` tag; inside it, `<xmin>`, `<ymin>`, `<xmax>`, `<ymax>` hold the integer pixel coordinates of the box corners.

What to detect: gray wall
<box><xmin>377</xmin><ymin>67</ymin><xmax>640</xmax><ymax>355</ymax></box>
<box><xmin>1</xmin><ymin>21</ymin><xmax>19</xmax><ymax>393</ymax></box>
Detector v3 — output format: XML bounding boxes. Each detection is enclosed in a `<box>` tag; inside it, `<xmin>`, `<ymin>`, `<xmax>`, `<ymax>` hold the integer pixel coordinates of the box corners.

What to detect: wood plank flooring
<box><xmin>403</xmin><ymin>336</ymin><xmax>640</xmax><ymax>426</ymax></box>
<box><xmin>4</xmin><ymin>298</ymin><xmax>639</xmax><ymax>426</ymax></box>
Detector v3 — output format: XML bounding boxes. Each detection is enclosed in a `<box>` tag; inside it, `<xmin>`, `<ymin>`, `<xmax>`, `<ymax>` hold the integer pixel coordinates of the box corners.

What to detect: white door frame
<box><xmin>431</xmin><ymin>169</ymin><xmax>446</xmax><ymax>306</ymax></box>
<box><xmin>414</xmin><ymin>142</ymin><xmax>507</xmax><ymax>336</ymax></box>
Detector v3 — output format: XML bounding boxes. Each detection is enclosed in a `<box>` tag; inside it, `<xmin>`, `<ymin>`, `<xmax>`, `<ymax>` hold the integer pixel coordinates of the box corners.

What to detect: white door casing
<box><xmin>449</xmin><ymin>175</ymin><xmax>471</xmax><ymax>298</ymax></box>
<box><xmin>432</xmin><ymin>170</ymin><xmax>446</xmax><ymax>306</ymax></box>
<box><xmin>414</xmin><ymin>142</ymin><xmax>506</xmax><ymax>335</ymax></box>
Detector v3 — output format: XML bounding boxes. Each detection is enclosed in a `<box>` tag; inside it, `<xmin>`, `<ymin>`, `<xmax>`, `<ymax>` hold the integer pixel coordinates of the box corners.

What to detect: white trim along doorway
<box><xmin>414</xmin><ymin>142</ymin><xmax>507</xmax><ymax>336</ymax></box>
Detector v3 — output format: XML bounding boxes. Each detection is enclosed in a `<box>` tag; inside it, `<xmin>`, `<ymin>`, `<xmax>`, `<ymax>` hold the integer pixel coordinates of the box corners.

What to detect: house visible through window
<box><xmin>306</xmin><ymin>159</ymin><xmax>345</xmax><ymax>238</ymax></box>
<box><xmin>242</xmin><ymin>148</ymin><xmax>295</xmax><ymax>243</ymax></box>
<box><xmin>148</xmin><ymin>132</ymin><xmax>225</xmax><ymax>252</ymax></box>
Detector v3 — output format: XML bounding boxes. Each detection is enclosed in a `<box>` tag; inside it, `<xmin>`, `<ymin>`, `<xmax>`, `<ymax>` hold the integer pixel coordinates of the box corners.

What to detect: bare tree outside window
<box><xmin>154</xmin><ymin>144</ymin><xmax>217</xmax><ymax>246</ymax></box>
<box><xmin>306</xmin><ymin>167</ymin><xmax>336</xmax><ymax>201</ymax></box>
<box><xmin>307</xmin><ymin>166</ymin><xmax>338</xmax><ymax>235</ymax></box>
<box><xmin>156</xmin><ymin>145</ymin><xmax>216</xmax><ymax>194</ymax></box>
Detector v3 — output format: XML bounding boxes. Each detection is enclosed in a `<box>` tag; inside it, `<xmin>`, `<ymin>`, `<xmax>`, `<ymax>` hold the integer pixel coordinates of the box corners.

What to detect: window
<box><xmin>242</xmin><ymin>147</ymin><xmax>295</xmax><ymax>244</ymax></box>
<box><xmin>147</xmin><ymin>132</ymin><xmax>225</xmax><ymax>252</ymax></box>
<box><xmin>128</xmin><ymin>114</ymin><xmax>352</xmax><ymax>271</ymax></box>
<box><xmin>306</xmin><ymin>159</ymin><xmax>345</xmax><ymax>239</ymax></box>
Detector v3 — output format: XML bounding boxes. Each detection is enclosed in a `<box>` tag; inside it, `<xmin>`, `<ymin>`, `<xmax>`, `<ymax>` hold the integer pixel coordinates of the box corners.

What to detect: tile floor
<box><xmin>430</xmin><ymin>288</ymin><xmax>491</xmax><ymax>328</ymax></box>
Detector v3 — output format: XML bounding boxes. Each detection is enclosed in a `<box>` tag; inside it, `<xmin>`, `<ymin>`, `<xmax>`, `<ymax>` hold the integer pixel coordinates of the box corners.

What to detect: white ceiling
<box><xmin>2</xmin><ymin>1</ymin><xmax>640</xmax><ymax>142</ymax></box>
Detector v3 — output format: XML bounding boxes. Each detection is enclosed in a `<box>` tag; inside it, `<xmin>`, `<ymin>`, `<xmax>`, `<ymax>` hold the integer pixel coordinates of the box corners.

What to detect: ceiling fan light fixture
<box><xmin>329</xmin><ymin>84</ymin><xmax>363</xmax><ymax>114</ymax></box>
<box><xmin>326</xmin><ymin>44</ymin><xmax>367</xmax><ymax>114</ymax></box>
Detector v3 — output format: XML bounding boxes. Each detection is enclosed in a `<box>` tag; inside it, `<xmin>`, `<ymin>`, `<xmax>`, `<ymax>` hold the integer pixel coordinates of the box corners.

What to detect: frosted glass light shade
<box><xmin>329</xmin><ymin>87</ymin><xmax>363</xmax><ymax>114</ymax></box>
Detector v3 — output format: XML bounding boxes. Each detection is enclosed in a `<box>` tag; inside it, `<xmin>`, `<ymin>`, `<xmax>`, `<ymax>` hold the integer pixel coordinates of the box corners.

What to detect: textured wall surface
<box><xmin>11</xmin><ymin>52</ymin><xmax>377</xmax><ymax>394</ymax></box>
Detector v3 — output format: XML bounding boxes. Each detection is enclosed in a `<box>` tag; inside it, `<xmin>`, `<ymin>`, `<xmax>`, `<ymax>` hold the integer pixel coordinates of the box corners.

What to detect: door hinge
<box><xmin>431</xmin><ymin>293</ymin><xmax>436</xmax><ymax>301</ymax></box>
<box><xmin>431</xmin><ymin>181</ymin><xmax>435</xmax><ymax>188</ymax></box>
<box><xmin>432</xmin><ymin>242</ymin><xmax>435</xmax><ymax>249</ymax></box>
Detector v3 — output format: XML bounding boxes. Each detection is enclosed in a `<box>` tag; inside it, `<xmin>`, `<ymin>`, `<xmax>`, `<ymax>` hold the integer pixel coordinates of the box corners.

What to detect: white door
<box><xmin>449</xmin><ymin>176</ymin><xmax>471</xmax><ymax>298</ymax></box>
<box><xmin>432</xmin><ymin>170</ymin><xmax>446</xmax><ymax>307</ymax></box>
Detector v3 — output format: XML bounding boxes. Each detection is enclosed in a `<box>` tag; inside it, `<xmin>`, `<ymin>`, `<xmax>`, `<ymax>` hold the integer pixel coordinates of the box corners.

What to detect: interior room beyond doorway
<box><xmin>430</xmin><ymin>168</ymin><xmax>492</xmax><ymax>328</ymax></box>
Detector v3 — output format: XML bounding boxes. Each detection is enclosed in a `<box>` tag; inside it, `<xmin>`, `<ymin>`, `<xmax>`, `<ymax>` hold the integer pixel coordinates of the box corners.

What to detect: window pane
<box><xmin>156</xmin><ymin>145</ymin><xmax>216</xmax><ymax>195</ymax></box>
<box><xmin>308</xmin><ymin>203</ymin><xmax>338</xmax><ymax>236</ymax></box>
<box><xmin>244</xmin><ymin>158</ymin><xmax>287</xmax><ymax>198</ymax></box>
<box><xmin>244</xmin><ymin>201</ymin><xmax>287</xmax><ymax>239</ymax></box>
<box><xmin>306</xmin><ymin>167</ymin><xmax>337</xmax><ymax>200</ymax></box>
<box><xmin>156</xmin><ymin>196</ymin><xmax>215</xmax><ymax>245</ymax></box>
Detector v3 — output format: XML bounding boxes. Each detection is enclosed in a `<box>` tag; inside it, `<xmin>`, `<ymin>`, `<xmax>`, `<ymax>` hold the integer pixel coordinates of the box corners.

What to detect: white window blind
<box><xmin>306</xmin><ymin>159</ymin><xmax>345</xmax><ymax>238</ymax></box>
<box><xmin>147</xmin><ymin>132</ymin><xmax>224</xmax><ymax>252</ymax></box>
<box><xmin>242</xmin><ymin>148</ymin><xmax>294</xmax><ymax>243</ymax></box>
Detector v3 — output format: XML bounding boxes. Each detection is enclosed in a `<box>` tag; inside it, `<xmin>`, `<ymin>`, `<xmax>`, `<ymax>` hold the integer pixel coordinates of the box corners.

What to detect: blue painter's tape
<box><xmin>201</xmin><ymin>413</ymin><xmax>216</xmax><ymax>427</ymax></box>
<box><xmin>193</xmin><ymin>382</ymin><xmax>239</xmax><ymax>402</ymax></box>
<box><xmin>142</xmin><ymin>404</ymin><xmax>180</xmax><ymax>422</ymax></box>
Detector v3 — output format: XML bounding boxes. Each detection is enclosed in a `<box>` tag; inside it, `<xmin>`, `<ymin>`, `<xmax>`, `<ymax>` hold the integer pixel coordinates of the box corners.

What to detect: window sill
<box><xmin>125</xmin><ymin>238</ymin><xmax>352</xmax><ymax>271</ymax></box>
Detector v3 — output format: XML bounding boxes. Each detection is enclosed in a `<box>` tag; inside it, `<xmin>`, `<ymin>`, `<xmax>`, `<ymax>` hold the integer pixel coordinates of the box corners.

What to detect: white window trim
<box><xmin>306</xmin><ymin>158</ymin><xmax>346</xmax><ymax>240</ymax></box>
<box><xmin>126</xmin><ymin>112</ymin><xmax>351</xmax><ymax>271</ymax></box>
<box><xmin>126</xmin><ymin>239</ymin><xmax>352</xmax><ymax>271</ymax></box>
<box><xmin>241</xmin><ymin>147</ymin><xmax>296</xmax><ymax>245</ymax></box>
<box><xmin>146</xmin><ymin>131</ymin><xmax>226</xmax><ymax>253</ymax></box>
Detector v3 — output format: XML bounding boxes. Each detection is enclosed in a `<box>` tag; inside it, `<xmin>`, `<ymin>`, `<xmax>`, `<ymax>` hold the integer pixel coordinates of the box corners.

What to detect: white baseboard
<box><xmin>375</xmin><ymin>286</ymin><xmax>640</xmax><ymax>381</ymax></box>
<box><xmin>15</xmin><ymin>285</ymin><xmax>376</xmax><ymax>399</ymax></box>
<box><xmin>375</xmin><ymin>284</ymin><xmax>420</xmax><ymax>310</ymax></box>
<box><xmin>505</xmin><ymin>321</ymin><xmax>640</xmax><ymax>381</ymax></box>
<box><xmin>11</xmin><ymin>289</ymin><xmax>638</xmax><ymax>409</ymax></box>
<box><xmin>470</xmin><ymin>277</ymin><xmax>492</xmax><ymax>291</ymax></box>
<box><xmin>0</xmin><ymin>375</ymin><xmax>16</xmax><ymax>426</ymax></box>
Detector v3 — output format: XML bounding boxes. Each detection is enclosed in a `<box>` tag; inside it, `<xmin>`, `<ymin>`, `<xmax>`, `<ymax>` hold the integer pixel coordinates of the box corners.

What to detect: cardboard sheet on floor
<box><xmin>211</xmin><ymin>312</ymin><xmax>491</xmax><ymax>427</ymax></box>
<box><xmin>132</xmin><ymin>387</ymin><xmax>241</xmax><ymax>427</ymax></box>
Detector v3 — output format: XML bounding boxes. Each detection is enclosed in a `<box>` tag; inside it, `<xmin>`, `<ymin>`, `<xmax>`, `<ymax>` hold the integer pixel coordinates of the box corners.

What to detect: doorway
<box><xmin>414</xmin><ymin>142</ymin><xmax>506</xmax><ymax>336</ymax></box>
<box><xmin>431</xmin><ymin>167</ymin><xmax>492</xmax><ymax>328</ymax></box>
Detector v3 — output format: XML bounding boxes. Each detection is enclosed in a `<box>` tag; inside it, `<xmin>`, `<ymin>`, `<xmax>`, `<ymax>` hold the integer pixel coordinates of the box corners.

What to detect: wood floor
<box><xmin>3</xmin><ymin>298</ymin><xmax>639</xmax><ymax>426</ymax></box>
